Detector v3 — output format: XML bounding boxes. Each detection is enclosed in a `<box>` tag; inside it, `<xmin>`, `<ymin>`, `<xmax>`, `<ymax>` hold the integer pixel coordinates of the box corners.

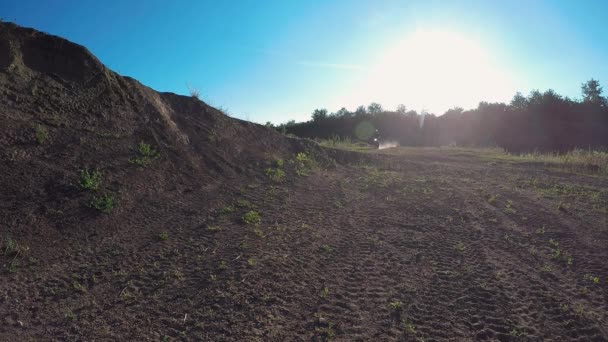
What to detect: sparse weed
<box><xmin>487</xmin><ymin>194</ymin><xmax>498</xmax><ymax>204</ymax></box>
<box><xmin>584</xmin><ymin>274</ymin><xmax>600</xmax><ymax>284</ymax></box>
<box><xmin>172</xmin><ymin>269</ymin><xmax>184</xmax><ymax>281</ymax></box>
<box><xmin>129</xmin><ymin>141</ymin><xmax>159</xmax><ymax>166</ymax></box>
<box><xmin>265</xmin><ymin>167</ymin><xmax>285</xmax><ymax>183</ymax></box>
<box><xmin>294</xmin><ymin>152</ymin><xmax>314</xmax><ymax>176</ymax></box>
<box><xmin>321</xmin><ymin>244</ymin><xmax>333</xmax><ymax>253</ymax></box>
<box><xmin>247</xmin><ymin>258</ymin><xmax>257</xmax><ymax>267</ymax></box>
<box><xmin>314</xmin><ymin>325</ymin><xmax>335</xmax><ymax>339</ymax></box>
<box><xmin>157</xmin><ymin>232</ymin><xmax>169</xmax><ymax>241</ymax></box>
<box><xmin>388</xmin><ymin>300</ymin><xmax>403</xmax><ymax>311</ymax></box>
<box><xmin>2</xmin><ymin>235</ymin><xmax>29</xmax><ymax>257</ymax></box>
<box><xmin>206</xmin><ymin>226</ymin><xmax>221</xmax><ymax>232</ymax></box>
<box><xmin>207</xmin><ymin>129</ymin><xmax>218</xmax><ymax>143</ymax></box>
<box><xmin>504</xmin><ymin>199</ymin><xmax>516</xmax><ymax>213</ymax></box>
<box><xmin>65</xmin><ymin>309</ymin><xmax>76</xmax><ymax>321</ymax></box>
<box><xmin>242</xmin><ymin>211</ymin><xmax>261</xmax><ymax>225</ymax></box>
<box><xmin>454</xmin><ymin>242</ymin><xmax>465</xmax><ymax>253</ymax></box>
<box><xmin>236</xmin><ymin>199</ymin><xmax>252</xmax><ymax>209</ymax></box>
<box><xmin>574</xmin><ymin>303</ymin><xmax>586</xmax><ymax>317</ymax></box>
<box><xmin>253</xmin><ymin>228</ymin><xmax>264</xmax><ymax>237</ymax></box>
<box><xmin>6</xmin><ymin>259</ymin><xmax>18</xmax><ymax>273</ymax></box>
<box><xmin>188</xmin><ymin>85</ymin><xmax>200</xmax><ymax>99</ymax></box>
<box><xmin>90</xmin><ymin>194</ymin><xmax>115</xmax><ymax>213</ymax></box>
<box><xmin>320</xmin><ymin>286</ymin><xmax>329</xmax><ymax>299</ymax></box>
<box><xmin>509</xmin><ymin>328</ymin><xmax>524</xmax><ymax>337</ymax></box>
<box><xmin>72</xmin><ymin>281</ymin><xmax>86</xmax><ymax>293</ymax></box>
<box><xmin>79</xmin><ymin>168</ymin><xmax>102</xmax><ymax>191</ymax></box>
<box><xmin>218</xmin><ymin>260</ymin><xmax>228</xmax><ymax>270</ymax></box>
<box><xmin>402</xmin><ymin>320</ymin><xmax>416</xmax><ymax>334</ymax></box>
<box><xmin>35</xmin><ymin>124</ymin><xmax>48</xmax><ymax>144</ymax></box>
<box><xmin>219</xmin><ymin>205</ymin><xmax>235</xmax><ymax>215</ymax></box>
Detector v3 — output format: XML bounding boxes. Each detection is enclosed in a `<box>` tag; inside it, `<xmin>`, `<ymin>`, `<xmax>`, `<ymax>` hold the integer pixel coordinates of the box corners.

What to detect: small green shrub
<box><xmin>2</xmin><ymin>235</ymin><xmax>29</xmax><ymax>257</ymax></box>
<box><xmin>219</xmin><ymin>205</ymin><xmax>235</xmax><ymax>215</ymax></box>
<box><xmin>65</xmin><ymin>309</ymin><xmax>76</xmax><ymax>321</ymax></box>
<box><xmin>157</xmin><ymin>232</ymin><xmax>169</xmax><ymax>241</ymax></box>
<box><xmin>90</xmin><ymin>194</ymin><xmax>115</xmax><ymax>213</ymax></box>
<box><xmin>236</xmin><ymin>199</ymin><xmax>252</xmax><ymax>209</ymax></box>
<box><xmin>294</xmin><ymin>152</ymin><xmax>314</xmax><ymax>176</ymax></box>
<box><xmin>388</xmin><ymin>300</ymin><xmax>403</xmax><ymax>310</ymax></box>
<box><xmin>35</xmin><ymin>124</ymin><xmax>48</xmax><ymax>144</ymax></box>
<box><xmin>79</xmin><ymin>168</ymin><xmax>102</xmax><ymax>191</ymax></box>
<box><xmin>218</xmin><ymin>260</ymin><xmax>228</xmax><ymax>270</ymax></box>
<box><xmin>129</xmin><ymin>141</ymin><xmax>159</xmax><ymax>166</ymax></box>
<box><xmin>242</xmin><ymin>211</ymin><xmax>261</xmax><ymax>225</ymax></box>
<box><xmin>321</xmin><ymin>244</ymin><xmax>333</xmax><ymax>253</ymax></box>
<box><xmin>265</xmin><ymin>167</ymin><xmax>285</xmax><ymax>183</ymax></box>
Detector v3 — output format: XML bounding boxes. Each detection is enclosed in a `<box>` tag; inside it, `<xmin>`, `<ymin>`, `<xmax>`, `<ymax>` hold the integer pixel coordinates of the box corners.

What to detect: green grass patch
<box><xmin>90</xmin><ymin>194</ymin><xmax>115</xmax><ymax>213</ymax></box>
<box><xmin>242</xmin><ymin>211</ymin><xmax>261</xmax><ymax>225</ymax></box>
<box><xmin>129</xmin><ymin>141</ymin><xmax>159</xmax><ymax>166</ymax></box>
<box><xmin>34</xmin><ymin>124</ymin><xmax>48</xmax><ymax>144</ymax></box>
<box><xmin>79</xmin><ymin>168</ymin><xmax>102</xmax><ymax>191</ymax></box>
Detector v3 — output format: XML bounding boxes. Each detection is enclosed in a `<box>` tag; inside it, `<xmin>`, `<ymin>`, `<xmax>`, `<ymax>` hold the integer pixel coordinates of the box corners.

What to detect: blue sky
<box><xmin>2</xmin><ymin>0</ymin><xmax>607</xmax><ymax>123</ymax></box>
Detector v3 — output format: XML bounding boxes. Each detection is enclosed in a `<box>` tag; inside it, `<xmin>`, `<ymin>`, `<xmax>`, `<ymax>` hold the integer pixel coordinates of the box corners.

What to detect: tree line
<box><xmin>271</xmin><ymin>79</ymin><xmax>608</xmax><ymax>152</ymax></box>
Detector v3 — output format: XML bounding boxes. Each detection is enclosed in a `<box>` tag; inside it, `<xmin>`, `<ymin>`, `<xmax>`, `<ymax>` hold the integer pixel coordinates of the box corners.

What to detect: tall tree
<box><xmin>335</xmin><ymin>107</ymin><xmax>351</xmax><ymax>117</ymax></box>
<box><xmin>368</xmin><ymin>102</ymin><xmax>383</xmax><ymax>114</ymax></box>
<box><xmin>354</xmin><ymin>105</ymin><xmax>367</xmax><ymax>115</ymax></box>
<box><xmin>311</xmin><ymin>108</ymin><xmax>328</xmax><ymax>121</ymax></box>
<box><xmin>396</xmin><ymin>104</ymin><xmax>407</xmax><ymax>114</ymax></box>
<box><xmin>582</xmin><ymin>79</ymin><xmax>605</xmax><ymax>105</ymax></box>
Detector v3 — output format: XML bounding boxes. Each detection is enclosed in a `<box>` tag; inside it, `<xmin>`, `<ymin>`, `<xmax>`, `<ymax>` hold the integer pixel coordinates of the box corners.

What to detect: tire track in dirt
<box><xmin>444</xmin><ymin>164</ymin><xmax>608</xmax><ymax>340</ymax></box>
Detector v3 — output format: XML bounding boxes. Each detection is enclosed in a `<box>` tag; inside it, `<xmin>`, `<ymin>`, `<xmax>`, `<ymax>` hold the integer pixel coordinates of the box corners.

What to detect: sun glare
<box><xmin>339</xmin><ymin>29</ymin><xmax>517</xmax><ymax>114</ymax></box>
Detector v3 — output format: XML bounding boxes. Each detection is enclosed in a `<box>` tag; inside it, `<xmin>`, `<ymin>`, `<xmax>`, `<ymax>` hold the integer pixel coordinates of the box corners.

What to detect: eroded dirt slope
<box><xmin>0</xmin><ymin>21</ymin><xmax>314</xmax><ymax>264</ymax></box>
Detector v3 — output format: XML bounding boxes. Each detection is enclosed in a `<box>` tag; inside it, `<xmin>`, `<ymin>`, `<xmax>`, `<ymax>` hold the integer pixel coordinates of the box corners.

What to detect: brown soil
<box><xmin>1</xmin><ymin>23</ymin><xmax>607</xmax><ymax>341</ymax></box>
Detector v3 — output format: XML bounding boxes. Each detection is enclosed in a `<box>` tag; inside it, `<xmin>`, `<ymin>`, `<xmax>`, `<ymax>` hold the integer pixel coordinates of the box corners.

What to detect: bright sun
<box><xmin>338</xmin><ymin>29</ymin><xmax>517</xmax><ymax>114</ymax></box>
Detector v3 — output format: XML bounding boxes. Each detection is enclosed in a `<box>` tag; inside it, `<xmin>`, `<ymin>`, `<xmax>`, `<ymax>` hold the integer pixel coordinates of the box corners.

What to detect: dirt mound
<box><xmin>0</xmin><ymin>22</ymin><xmax>315</xmax><ymax>258</ymax></box>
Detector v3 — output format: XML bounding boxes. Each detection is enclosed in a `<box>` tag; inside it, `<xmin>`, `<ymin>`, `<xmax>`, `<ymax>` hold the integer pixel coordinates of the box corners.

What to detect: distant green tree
<box><xmin>527</xmin><ymin>90</ymin><xmax>543</xmax><ymax>106</ymax></box>
<box><xmin>582</xmin><ymin>79</ymin><xmax>605</xmax><ymax>105</ymax></box>
<box><xmin>396</xmin><ymin>104</ymin><xmax>407</xmax><ymax>114</ymax></box>
<box><xmin>312</xmin><ymin>108</ymin><xmax>328</xmax><ymax>121</ymax></box>
<box><xmin>443</xmin><ymin>107</ymin><xmax>464</xmax><ymax>117</ymax></box>
<box><xmin>510</xmin><ymin>92</ymin><xmax>528</xmax><ymax>110</ymax></box>
<box><xmin>335</xmin><ymin>107</ymin><xmax>351</xmax><ymax>117</ymax></box>
<box><xmin>367</xmin><ymin>102</ymin><xmax>383</xmax><ymax>114</ymax></box>
<box><xmin>354</xmin><ymin>105</ymin><xmax>367</xmax><ymax>116</ymax></box>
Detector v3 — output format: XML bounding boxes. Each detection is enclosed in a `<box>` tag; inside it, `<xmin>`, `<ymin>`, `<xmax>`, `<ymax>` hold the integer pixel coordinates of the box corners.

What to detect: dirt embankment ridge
<box><xmin>0</xmin><ymin>22</ymin><xmax>318</xmax><ymax>244</ymax></box>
